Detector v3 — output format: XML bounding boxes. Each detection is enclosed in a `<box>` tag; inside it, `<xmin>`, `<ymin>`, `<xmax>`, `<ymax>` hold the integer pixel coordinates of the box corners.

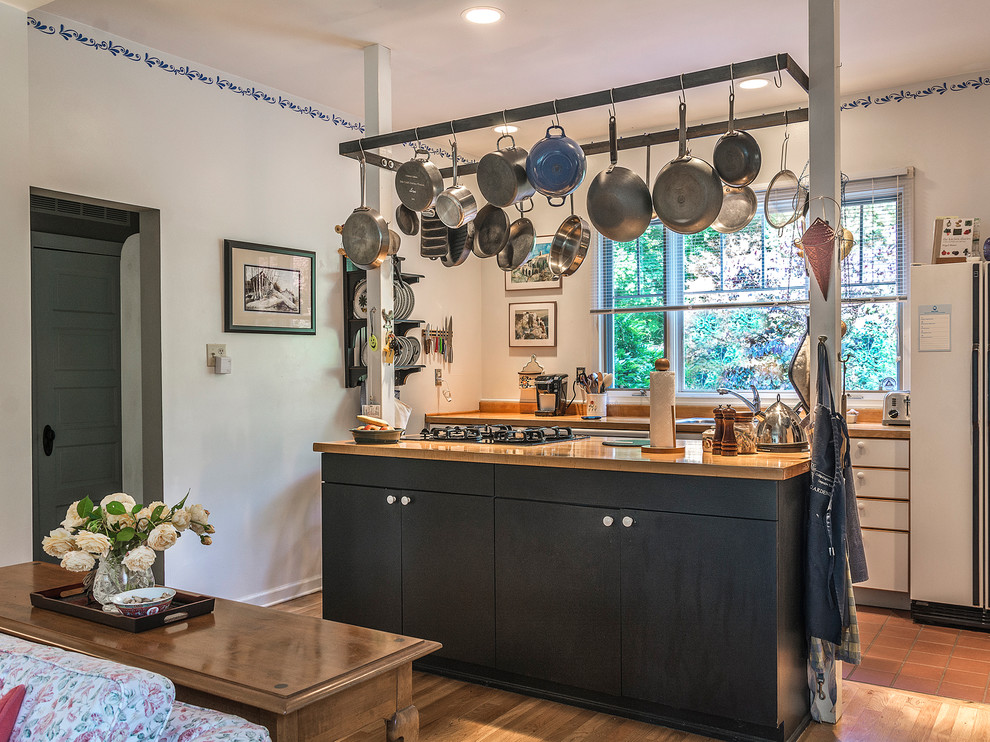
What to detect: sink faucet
<box><xmin>716</xmin><ymin>384</ymin><xmax>761</xmax><ymax>416</ymax></box>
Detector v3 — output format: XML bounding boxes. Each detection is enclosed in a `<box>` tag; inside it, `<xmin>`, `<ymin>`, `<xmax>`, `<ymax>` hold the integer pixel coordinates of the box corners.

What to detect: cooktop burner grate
<box><xmin>411</xmin><ymin>425</ymin><xmax>587</xmax><ymax>445</ymax></box>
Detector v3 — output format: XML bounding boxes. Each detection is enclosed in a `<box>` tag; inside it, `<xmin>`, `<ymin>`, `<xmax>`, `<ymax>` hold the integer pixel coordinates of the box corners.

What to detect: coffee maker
<box><xmin>535</xmin><ymin>374</ymin><xmax>568</xmax><ymax>416</ymax></box>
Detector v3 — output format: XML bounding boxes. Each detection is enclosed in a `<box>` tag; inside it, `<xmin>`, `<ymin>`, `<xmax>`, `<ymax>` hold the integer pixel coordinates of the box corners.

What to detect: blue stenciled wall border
<box><xmin>26</xmin><ymin>14</ymin><xmax>465</xmax><ymax>163</ymax></box>
<box><xmin>841</xmin><ymin>75</ymin><xmax>990</xmax><ymax>111</ymax></box>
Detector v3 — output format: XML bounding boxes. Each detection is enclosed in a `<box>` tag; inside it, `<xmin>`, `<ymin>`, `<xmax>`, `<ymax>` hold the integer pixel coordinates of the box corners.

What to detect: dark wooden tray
<box><xmin>30</xmin><ymin>582</ymin><xmax>215</xmax><ymax>632</ymax></box>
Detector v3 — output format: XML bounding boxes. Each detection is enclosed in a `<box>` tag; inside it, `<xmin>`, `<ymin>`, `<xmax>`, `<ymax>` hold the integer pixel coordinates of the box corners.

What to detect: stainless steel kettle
<box><xmin>756</xmin><ymin>394</ymin><xmax>809</xmax><ymax>452</ymax></box>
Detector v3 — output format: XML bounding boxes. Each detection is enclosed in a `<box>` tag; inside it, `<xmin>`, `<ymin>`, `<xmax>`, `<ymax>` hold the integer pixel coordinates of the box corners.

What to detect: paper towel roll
<box><xmin>650</xmin><ymin>370</ymin><xmax>676</xmax><ymax>448</ymax></box>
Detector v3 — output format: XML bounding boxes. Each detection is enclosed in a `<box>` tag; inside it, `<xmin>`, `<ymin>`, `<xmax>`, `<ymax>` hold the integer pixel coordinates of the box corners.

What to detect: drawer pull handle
<box><xmin>858</xmin><ymin>503</ymin><xmax>865</xmax><ymax>512</ymax></box>
<box><xmin>622</xmin><ymin>516</ymin><xmax>635</xmax><ymax>528</ymax></box>
<box><xmin>857</xmin><ymin>472</ymin><xmax>865</xmax><ymax>480</ymax></box>
<box><xmin>602</xmin><ymin>516</ymin><xmax>614</xmax><ymax>527</ymax></box>
<box><xmin>386</xmin><ymin>495</ymin><xmax>397</xmax><ymax>504</ymax></box>
<box><xmin>857</xmin><ymin>441</ymin><xmax>865</xmax><ymax>450</ymax></box>
<box><xmin>400</xmin><ymin>496</ymin><xmax>412</xmax><ymax>506</ymax></box>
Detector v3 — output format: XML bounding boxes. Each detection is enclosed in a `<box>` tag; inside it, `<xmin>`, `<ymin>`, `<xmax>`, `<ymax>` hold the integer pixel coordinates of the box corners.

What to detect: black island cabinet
<box><xmin>321</xmin><ymin>452</ymin><xmax>810</xmax><ymax>742</ymax></box>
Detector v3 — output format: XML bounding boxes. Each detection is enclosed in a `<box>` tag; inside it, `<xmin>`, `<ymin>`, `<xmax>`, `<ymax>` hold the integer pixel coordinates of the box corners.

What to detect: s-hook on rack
<box><xmin>338</xmin><ymin>52</ymin><xmax>810</xmax><ymax>178</ymax></box>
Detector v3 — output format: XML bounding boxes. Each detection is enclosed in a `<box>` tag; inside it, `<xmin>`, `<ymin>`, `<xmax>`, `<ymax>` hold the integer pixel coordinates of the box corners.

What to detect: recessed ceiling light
<box><xmin>493</xmin><ymin>125</ymin><xmax>518</xmax><ymax>134</ymax></box>
<box><xmin>462</xmin><ymin>7</ymin><xmax>504</xmax><ymax>24</ymax></box>
<box><xmin>739</xmin><ymin>78</ymin><xmax>769</xmax><ymax>90</ymax></box>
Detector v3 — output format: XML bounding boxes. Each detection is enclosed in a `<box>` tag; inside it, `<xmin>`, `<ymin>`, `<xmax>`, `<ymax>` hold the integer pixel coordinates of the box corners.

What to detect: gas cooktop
<box><xmin>406</xmin><ymin>424</ymin><xmax>587</xmax><ymax>446</ymax></box>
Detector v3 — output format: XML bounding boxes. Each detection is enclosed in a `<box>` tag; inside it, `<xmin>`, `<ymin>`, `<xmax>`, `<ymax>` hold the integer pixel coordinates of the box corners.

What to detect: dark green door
<box><xmin>32</xmin><ymin>245</ymin><xmax>122</xmax><ymax>560</ymax></box>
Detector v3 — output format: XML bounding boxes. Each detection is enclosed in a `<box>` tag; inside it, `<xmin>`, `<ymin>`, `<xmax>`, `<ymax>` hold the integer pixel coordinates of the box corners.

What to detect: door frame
<box><xmin>30</xmin><ymin>188</ymin><xmax>164</xmax><ymax>575</ymax></box>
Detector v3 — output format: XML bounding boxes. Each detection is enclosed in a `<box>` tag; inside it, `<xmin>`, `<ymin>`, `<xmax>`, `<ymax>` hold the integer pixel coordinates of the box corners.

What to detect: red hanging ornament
<box><xmin>801</xmin><ymin>217</ymin><xmax>836</xmax><ymax>298</ymax></box>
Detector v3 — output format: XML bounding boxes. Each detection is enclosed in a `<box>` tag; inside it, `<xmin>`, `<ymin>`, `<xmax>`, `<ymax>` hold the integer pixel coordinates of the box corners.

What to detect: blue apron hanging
<box><xmin>806</xmin><ymin>338</ymin><xmax>847</xmax><ymax>646</ymax></box>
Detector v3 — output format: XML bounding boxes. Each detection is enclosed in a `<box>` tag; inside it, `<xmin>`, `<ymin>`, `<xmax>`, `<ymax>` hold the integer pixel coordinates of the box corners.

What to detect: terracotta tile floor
<box><xmin>845</xmin><ymin>605</ymin><xmax>990</xmax><ymax>703</ymax></box>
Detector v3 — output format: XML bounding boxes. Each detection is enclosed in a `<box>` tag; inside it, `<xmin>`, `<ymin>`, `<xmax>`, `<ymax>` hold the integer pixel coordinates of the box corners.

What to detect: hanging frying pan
<box><xmin>395</xmin><ymin>203</ymin><xmax>419</xmax><ymax>236</ymax></box>
<box><xmin>441</xmin><ymin>223</ymin><xmax>472</xmax><ymax>267</ymax></box>
<box><xmin>549</xmin><ymin>194</ymin><xmax>591</xmax><ymax>276</ymax></box>
<box><xmin>652</xmin><ymin>101</ymin><xmax>724</xmax><ymax>235</ymax></box>
<box><xmin>712</xmin><ymin>90</ymin><xmax>761</xmax><ymax>187</ymax></box>
<box><xmin>586</xmin><ymin>112</ymin><xmax>652</xmax><ymax>242</ymax></box>
<box><xmin>473</xmin><ymin>203</ymin><xmax>511</xmax><ymax>258</ymax></box>
<box><xmin>711</xmin><ymin>184</ymin><xmax>758</xmax><ymax>234</ymax></box>
<box><xmin>341</xmin><ymin>157</ymin><xmax>391</xmax><ymax>269</ymax></box>
<box><xmin>498</xmin><ymin>199</ymin><xmax>536</xmax><ymax>271</ymax></box>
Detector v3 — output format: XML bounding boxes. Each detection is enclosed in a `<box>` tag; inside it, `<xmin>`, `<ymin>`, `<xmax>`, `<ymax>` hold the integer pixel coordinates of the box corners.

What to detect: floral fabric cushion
<box><xmin>0</xmin><ymin>633</ymin><xmax>174</xmax><ymax>742</ymax></box>
<box><xmin>158</xmin><ymin>702</ymin><xmax>272</xmax><ymax>742</ymax></box>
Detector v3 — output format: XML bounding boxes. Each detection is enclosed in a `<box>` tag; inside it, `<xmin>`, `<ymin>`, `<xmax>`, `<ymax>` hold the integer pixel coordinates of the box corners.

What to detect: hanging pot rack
<box><xmin>339</xmin><ymin>52</ymin><xmax>809</xmax><ymax>178</ymax></box>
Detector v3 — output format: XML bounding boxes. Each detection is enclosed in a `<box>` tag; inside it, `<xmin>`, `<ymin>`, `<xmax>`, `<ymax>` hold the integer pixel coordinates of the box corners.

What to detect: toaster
<box><xmin>882</xmin><ymin>391</ymin><xmax>910</xmax><ymax>425</ymax></box>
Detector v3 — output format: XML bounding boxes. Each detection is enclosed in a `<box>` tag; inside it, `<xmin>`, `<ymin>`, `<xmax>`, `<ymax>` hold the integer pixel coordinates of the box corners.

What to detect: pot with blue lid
<box><xmin>526</xmin><ymin>123</ymin><xmax>587</xmax><ymax>206</ymax></box>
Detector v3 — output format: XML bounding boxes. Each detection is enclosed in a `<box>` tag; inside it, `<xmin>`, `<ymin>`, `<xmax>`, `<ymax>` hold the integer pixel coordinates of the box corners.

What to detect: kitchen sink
<box><xmin>676</xmin><ymin>418</ymin><xmax>716</xmax><ymax>425</ymax></box>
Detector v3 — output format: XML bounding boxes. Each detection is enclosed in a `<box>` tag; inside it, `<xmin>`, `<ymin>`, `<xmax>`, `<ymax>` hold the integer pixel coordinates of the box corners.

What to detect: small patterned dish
<box><xmin>110</xmin><ymin>587</ymin><xmax>177</xmax><ymax>617</ymax></box>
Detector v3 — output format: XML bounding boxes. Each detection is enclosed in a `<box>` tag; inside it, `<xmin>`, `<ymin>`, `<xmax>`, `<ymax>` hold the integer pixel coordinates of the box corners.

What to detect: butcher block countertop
<box><xmin>313</xmin><ymin>438</ymin><xmax>810</xmax><ymax>481</ymax></box>
<box><xmin>424</xmin><ymin>409</ymin><xmax>910</xmax><ymax>439</ymax></box>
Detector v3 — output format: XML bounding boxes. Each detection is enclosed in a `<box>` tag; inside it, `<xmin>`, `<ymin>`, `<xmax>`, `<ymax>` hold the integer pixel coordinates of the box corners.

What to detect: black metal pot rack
<box><xmin>339</xmin><ymin>52</ymin><xmax>809</xmax><ymax>178</ymax></box>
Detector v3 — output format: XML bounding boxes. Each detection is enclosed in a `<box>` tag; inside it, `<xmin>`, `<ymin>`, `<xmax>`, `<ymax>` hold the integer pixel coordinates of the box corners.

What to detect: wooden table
<box><xmin>0</xmin><ymin>562</ymin><xmax>440</xmax><ymax>742</ymax></box>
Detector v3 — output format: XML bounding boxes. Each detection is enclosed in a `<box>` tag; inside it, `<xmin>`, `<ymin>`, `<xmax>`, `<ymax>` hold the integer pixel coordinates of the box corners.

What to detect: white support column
<box><xmin>808</xmin><ymin>0</ymin><xmax>843</xmax><ymax>724</ymax></box>
<box><xmin>808</xmin><ymin>0</ymin><xmax>843</xmax><ymax>401</ymax></box>
<box><xmin>363</xmin><ymin>43</ymin><xmax>395</xmax><ymax>424</ymax></box>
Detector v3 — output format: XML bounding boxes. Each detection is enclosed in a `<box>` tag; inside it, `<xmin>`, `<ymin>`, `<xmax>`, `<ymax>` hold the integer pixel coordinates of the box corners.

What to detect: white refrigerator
<box><xmin>910</xmin><ymin>261</ymin><xmax>990</xmax><ymax>628</ymax></box>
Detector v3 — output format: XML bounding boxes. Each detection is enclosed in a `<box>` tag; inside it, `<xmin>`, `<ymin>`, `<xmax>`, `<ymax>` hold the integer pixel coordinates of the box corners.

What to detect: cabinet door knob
<box><xmin>858</xmin><ymin>503</ymin><xmax>865</xmax><ymax>512</ymax></box>
<box><xmin>602</xmin><ymin>516</ymin><xmax>614</xmax><ymax>527</ymax></box>
<box><xmin>386</xmin><ymin>495</ymin><xmax>397</xmax><ymax>504</ymax></box>
<box><xmin>856</xmin><ymin>471</ymin><xmax>865</xmax><ymax>480</ymax></box>
<box><xmin>622</xmin><ymin>516</ymin><xmax>635</xmax><ymax>528</ymax></box>
<box><xmin>857</xmin><ymin>441</ymin><xmax>865</xmax><ymax>450</ymax></box>
<box><xmin>400</xmin><ymin>496</ymin><xmax>412</xmax><ymax>506</ymax></box>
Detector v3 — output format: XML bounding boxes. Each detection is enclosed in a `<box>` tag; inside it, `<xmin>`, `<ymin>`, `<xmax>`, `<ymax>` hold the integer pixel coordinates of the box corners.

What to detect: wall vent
<box><xmin>31</xmin><ymin>195</ymin><xmax>132</xmax><ymax>225</ymax></box>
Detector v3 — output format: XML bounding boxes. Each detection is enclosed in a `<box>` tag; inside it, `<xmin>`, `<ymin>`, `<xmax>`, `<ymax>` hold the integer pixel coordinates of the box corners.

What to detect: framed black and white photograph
<box><xmin>505</xmin><ymin>236</ymin><xmax>562</xmax><ymax>291</ymax></box>
<box><xmin>223</xmin><ymin>240</ymin><xmax>316</xmax><ymax>334</ymax></box>
<box><xmin>508</xmin><ymin>301</ymin><xmax>556</xmax><ymax>348</ymax></box>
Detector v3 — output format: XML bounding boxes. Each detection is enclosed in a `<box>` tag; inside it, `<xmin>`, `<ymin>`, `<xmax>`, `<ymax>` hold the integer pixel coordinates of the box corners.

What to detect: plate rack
<box><xmin>342</xmin><ymin>253</ymin><xmax>424</xmax><ymax>388</ymax></box>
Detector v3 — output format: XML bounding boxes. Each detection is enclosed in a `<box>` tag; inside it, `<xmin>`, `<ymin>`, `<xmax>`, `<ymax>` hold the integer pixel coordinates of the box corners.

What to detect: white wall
<box><xmin>0</xmin><ymin>3</ymin><xmax>34</xmax><ymax>566</ymax></box>
<box><xmin>15</xmin><ymin>12</ymin><xmax>483</xmax><ymax>601</ymax></box>
<box><xmin>479</xmin><ymin>70</ymin><xmax>990</xmax><ymax>401</ymax></box>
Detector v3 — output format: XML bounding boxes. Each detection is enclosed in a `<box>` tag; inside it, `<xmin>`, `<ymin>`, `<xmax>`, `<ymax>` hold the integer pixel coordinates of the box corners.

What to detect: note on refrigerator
<box><xmin>918</xmin><ymin>305</ymin><xmax>951</xmax><ymax>352</ymax></box>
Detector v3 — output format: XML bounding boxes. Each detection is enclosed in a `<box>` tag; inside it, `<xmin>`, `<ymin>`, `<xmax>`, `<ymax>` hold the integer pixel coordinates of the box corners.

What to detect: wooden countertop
<box><xmin>424</xmin><ymin>410</ymin><xmax>910</xmax><ymax>439</ymax></box>
<box><xmin>314</xmin><ymin>438</ymin><xmax>810</xmax><ymax>481</ymax></box>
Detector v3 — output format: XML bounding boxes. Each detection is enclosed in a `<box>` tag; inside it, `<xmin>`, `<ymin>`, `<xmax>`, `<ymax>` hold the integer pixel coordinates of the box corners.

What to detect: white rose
<box><xmin>100</xmin><ymin>492</ymin><xmax>136</xmax><ymax>510</ymax></box>
<box><xmin>187</xmin><ymin>504</ymin><xmax>209</xmax><ymax>535</ymax></box>
<box><xmin>60</xmin><ymin>550</ymin><xmax>96</xmax><ymax>573</ymax></box>
<box><xmin>123</xmin><ymin>545</ymin><xmax>156</xmax><ymax>572</ymax></box>
<box><xmin>169</xmin><ymin>508</ymin><xmax>191</xmax><ymax>531</ymax></box>
<box><xmin>101</xmin><ymin>493</ymin><xmax>138</xmax><ymax>528</ymax></box>
<box><xmin>74</xmin><ymin>531</ymin><xmax>112</xmax><ymax>558</ymax></box>
<box><xmin>61</xmin><ymin>502</ymin><xmax>87</xmax><ymax>530</ymax></box>
<box><xmin>42</xmin><ymin>528</ymin><xmax>76</xmax><ymax>558</ymax></box>
<box><xmin>147</xmin><ymin>523</ymin><xmax>178</xmax><ymax>551</ymax></box>
<box><xmin>135</xmin><ymin>501</ymin><xmax>167</xmax><ymax>526</ymax></box>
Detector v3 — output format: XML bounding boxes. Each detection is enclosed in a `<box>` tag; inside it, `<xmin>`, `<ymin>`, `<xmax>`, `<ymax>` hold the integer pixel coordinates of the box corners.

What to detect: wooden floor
<box><xmin>273</xmin><ymin>593</ymin><xmax>990</xmax><ymax>741</ymax></box>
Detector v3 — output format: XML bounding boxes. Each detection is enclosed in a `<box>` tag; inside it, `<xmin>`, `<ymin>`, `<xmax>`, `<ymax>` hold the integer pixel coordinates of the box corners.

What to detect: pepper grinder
<box><xmin>721</xmin><ymin>406</ymin><xmax>738</xmax><ymax>456</ymax></box>
<box><xmin>712</xmin><ymin>406</ymin><xmax>724</xmax><ymax>456</ymax></box>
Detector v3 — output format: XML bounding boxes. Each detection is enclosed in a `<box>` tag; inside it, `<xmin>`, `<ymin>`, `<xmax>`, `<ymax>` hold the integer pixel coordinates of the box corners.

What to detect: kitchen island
<box><xmin>314</xmin><ymin>438</ymin><xmax>811</xmax><ymax>742</ymax></box>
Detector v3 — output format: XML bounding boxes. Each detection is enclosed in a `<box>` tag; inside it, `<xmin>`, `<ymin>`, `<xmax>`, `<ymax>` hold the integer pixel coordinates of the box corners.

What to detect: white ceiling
<box><xmin>31</xmin><ymin>0</ymin><xmax>990</xmax><ymax>157</ymax></box>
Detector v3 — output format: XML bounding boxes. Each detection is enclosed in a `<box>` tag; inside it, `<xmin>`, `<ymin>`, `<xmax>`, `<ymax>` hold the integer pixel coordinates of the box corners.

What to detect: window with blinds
<box><xmin>594</xmin><ymin>170</ymin><xmax>912</xmax><ymax>391</ymax></box>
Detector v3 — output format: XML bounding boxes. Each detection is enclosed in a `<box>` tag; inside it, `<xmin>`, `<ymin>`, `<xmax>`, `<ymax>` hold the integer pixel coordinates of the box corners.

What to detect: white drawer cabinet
<box><xmin>850</xmin><ymin>438</ymin><xmax>909</xmax><ymax>469</ymax></box>
<box><xmin>858</xmin><ymin>529</ymin><xmax>910</xmax><ymax>593</ymax></box>
<box><xmin>851</xmin><ymin>436</ymin><xmax>910</xmax><ymax>599</ymax></box>
<box><xmin>852</xmin><ymin>468</ymin><xmax>909</xmax><ymax>501</ymax></box>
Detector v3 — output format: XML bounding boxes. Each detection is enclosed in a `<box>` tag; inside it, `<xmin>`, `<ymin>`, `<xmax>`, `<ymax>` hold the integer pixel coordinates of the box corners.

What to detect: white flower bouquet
<box><xmin>42</xmin><ymin>491</ymin><xmax>215</xmax><ymax>574</ymax></box>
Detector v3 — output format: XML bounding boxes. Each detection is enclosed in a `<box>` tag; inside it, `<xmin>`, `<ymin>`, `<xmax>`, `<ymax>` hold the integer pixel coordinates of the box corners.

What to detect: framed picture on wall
<box><xmin>505</xmin><ymin>236</ymin><xmax>561</xmax><ymax>291</ymax></box>
<box><xmin>223</xmin><ymin>239</ymin><xmax>316</xmax><ymax>334</ymax></box>
<box><xmin>508</xmin><ymin>301</ymin><xmax>556</xmax><ymax>348</ymax></box>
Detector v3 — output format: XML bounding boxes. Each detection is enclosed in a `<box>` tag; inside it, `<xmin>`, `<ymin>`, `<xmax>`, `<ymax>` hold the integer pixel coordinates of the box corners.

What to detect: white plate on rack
<box><xmin>352</xmin><ymin>279</ymin><xmax>368</xmax><ymax>319</ymax></box>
